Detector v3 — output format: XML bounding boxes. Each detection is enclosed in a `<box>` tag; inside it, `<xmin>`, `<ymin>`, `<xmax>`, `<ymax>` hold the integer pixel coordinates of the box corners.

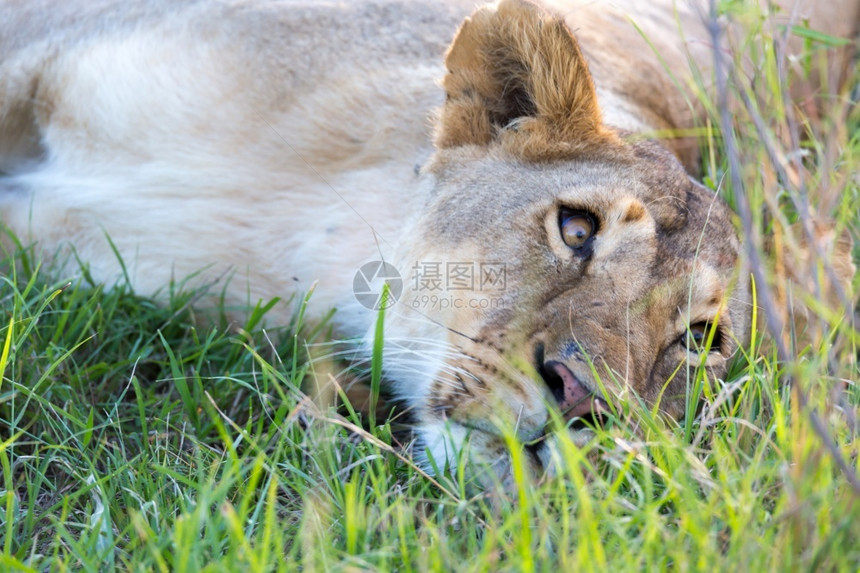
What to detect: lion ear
<box><xmin>435</xmin><ymin>0</ymin><xmax>615</xmax><ymax>159</ymax></box>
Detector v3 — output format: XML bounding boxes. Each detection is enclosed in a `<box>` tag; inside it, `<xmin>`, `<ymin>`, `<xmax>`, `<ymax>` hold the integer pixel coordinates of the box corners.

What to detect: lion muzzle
<box><xmin>539</xmin><ymin>360</ymin><xmax>611</xmax><ymax>427</ymax></box>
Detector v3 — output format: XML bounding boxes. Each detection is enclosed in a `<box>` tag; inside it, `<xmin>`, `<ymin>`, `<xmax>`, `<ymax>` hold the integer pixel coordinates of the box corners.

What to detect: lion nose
<box><xmin>538</xmin><ymin>360</ymin><xmax>610</xmax><ymax>424</ymax></box>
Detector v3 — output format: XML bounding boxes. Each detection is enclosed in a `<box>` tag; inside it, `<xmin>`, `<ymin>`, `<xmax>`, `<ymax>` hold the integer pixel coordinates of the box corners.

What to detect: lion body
<box><xmin>1</xmin><ymin>0</ymin><xmax>857</xmax><ymax>484</ymax></box>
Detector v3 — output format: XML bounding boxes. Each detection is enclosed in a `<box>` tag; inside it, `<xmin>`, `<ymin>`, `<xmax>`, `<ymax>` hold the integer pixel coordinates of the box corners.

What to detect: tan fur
<box><xmin>770</xmin><ymin>223</ymin><xmax>856</xmax><ymax>350</ymax></box>
<box><xmin>437</xmin><ymin>0</ymin><xmax>619</xmax><ymax>160</ymax></box>
<box><xmin>0</xmin><ymin>0</ymin><xmax>856</xmax><ymax>488</ymax></box>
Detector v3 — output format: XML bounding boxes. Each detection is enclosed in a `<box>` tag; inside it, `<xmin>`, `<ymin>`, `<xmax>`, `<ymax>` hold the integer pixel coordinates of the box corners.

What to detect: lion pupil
<box><xmin>561</xmin><ymin>212</ymin><xmax>594</xmax><ymax>248</ymax></box>
<box><xmin>685</xmin><ymin>323</ymin><xmax>715</xmax><ymax>351</ymax></box>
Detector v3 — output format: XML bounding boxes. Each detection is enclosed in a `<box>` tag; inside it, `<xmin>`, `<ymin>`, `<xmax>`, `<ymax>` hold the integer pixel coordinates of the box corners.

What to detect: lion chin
<box><xmin>1</xmin><ymin>0</ymin><xmax>856</xmax><ymax>490</ymax></box>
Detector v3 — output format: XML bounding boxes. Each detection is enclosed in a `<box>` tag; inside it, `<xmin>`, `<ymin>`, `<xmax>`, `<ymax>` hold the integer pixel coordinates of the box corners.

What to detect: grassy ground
<box><xmin>1</xmin><ymin>7</ymin><xmax>858</xmax><ymax>572</ymax></box>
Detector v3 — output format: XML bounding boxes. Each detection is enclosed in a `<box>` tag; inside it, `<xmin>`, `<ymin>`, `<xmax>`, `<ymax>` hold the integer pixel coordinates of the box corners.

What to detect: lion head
<box><xmin>377</xmin><ymin>0</ymin><xmax>751</xmax><ymax>487</ymax></box>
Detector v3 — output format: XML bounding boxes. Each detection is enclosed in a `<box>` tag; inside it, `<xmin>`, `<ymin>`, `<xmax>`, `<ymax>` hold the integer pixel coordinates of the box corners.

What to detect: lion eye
<box><xmin>683</xmin><ymin>321</ymin><xmax>722</xmax><ymax>353</ymax></box>
<box><xmin>559</xmin><ymin>210</ymin><xmax>596</xmax><ymax>249</ymax></box>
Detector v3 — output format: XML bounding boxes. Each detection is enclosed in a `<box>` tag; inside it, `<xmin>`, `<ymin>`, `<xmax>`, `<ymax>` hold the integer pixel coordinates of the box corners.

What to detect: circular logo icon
<box><xmin>353</xmin><ymin>261</ymin><xmax>403</xmax><ymax>310</ymax></box>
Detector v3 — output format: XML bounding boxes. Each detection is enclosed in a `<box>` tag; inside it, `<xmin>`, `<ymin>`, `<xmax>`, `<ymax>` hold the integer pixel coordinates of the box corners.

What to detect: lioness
<box><xmin>1</xmin><ymin>0</ymin><xmax>857</xmax><ymax>487</ymax></box>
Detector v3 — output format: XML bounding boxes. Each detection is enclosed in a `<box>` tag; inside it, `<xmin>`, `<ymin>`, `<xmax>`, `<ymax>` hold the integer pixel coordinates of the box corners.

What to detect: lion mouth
<box><xmin>533</xmin><ymin>341</ymin><xmax>612</xmax><ymax>428</ymax></box>
<box><xmin>539</xmin><ymin>360</ymin><xmax>611</xmax><ymax>424</ymax></box>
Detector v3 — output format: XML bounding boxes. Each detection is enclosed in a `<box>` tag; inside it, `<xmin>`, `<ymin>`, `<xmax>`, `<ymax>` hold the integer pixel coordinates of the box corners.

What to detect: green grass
<box><xmin>1</xmin><ymin>8</ymin><xmax>859</xmax><ymax>572</ymax></box>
